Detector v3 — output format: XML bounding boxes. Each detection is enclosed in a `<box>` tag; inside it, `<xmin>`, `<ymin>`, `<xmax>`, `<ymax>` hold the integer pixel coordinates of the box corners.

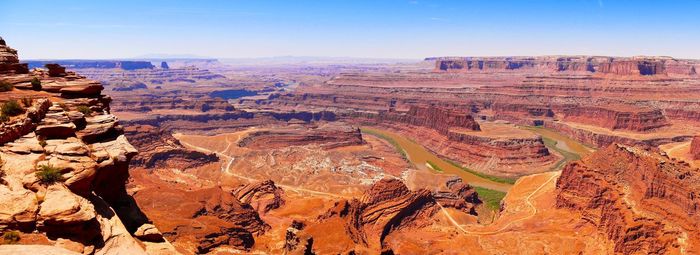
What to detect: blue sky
<box><xmin>1</xmin><ymin>0</ymin><xmax>699</xmax><ymax>59</ymax></box>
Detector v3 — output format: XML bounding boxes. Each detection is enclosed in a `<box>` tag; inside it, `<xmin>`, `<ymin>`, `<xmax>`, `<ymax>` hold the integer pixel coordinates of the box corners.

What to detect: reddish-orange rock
<box><xmin>45</xmin><ymin>64</ymin><xmax>67</xmax><ymax>77</ymax></box>
<box><xmin>691</xmin><ymin>136</ymin><xmax>700</xmax><ymax>160</ymax></box>
<box><xmin>556</xmin><ymin>144</ymin><xmax>700</xmax><ymax>254</ymax></box>
<box><xmin>561</xmin><ymin>106</ymin><xmax>668</xmax><ymax>131</ymax></box>
<box><xmin>351</xmin><ymin>105</ymin><xmax>480</xmax><ymax>135</ymax></box>
<box><xmin>315</xmin><ymin>179</ymin><xmax>438</xmax><ymax>249</ymax></box>
<box><xmin>433</xmin><ymin>56</ymin><xmax>698</xmax><ymax>76</ymax></box>
<box><xmin>233</xmin><ymin>179</ymin><xmax>285</xmax><ymax>215</ymax></box>
<box><xmin>0</xmin><ymin>36</ymin><xmax>29</xmax><ymax>74</ymax></box>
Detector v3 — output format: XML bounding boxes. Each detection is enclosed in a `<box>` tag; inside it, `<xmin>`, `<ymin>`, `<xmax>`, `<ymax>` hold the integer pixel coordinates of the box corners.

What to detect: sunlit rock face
<box><xmin>0</xmin><ymin>38</ymin><xmax>168</xmax><ymax>254</ymax></box>
<box><xmin>556</xmin><ymin>144</ymin><xmax>700</xmax><ymax>254</ymax></box>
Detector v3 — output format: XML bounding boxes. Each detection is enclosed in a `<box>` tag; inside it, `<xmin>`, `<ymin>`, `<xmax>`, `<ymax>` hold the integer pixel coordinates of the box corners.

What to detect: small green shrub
<box><xmin>1</xmin><ymin>100</ymin><xmax>23</xmax><ymax>116</ymax></box>
<box><xmin>0</xmin><ymin>114</ymin><xmax>9</xmax><ymax>123</ymax></box>
<box><xmin>21</xmin><ymin>97</ymin><xmax>32</xmax><ymax>107</ymax></box>
<box><xmin>2</xmin><ymin>231</ymin><xmax>20</xmax><ymax>244</ymax></box>
<box><xmin>0</xmin><ymin>81</ymin><xmax>13</xmax><ymax>92</ymax></box>
<box><xmin>30</xmin><ymin>77</ymin><xmax>42</xmax><ymax>91</ymax></box>
<box><xmin>76</xmin><ymin>105</ymin><xmax>92</xmax><ymax>115</ymax></box>
<box><xmin>36</xmin><ymin>164</ymin><xmax>63</xmax><ymax>184</ymax></box>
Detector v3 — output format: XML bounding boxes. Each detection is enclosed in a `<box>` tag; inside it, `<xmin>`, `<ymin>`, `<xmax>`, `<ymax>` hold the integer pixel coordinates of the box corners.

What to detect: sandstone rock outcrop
<box><xmin>130</xmin><ymin>184</ymin><xmax>269</xmax><ymax>253</ymax></box>
<box><xmin>306</xmin><ymin>178</ymin><xmax>481</xmax><ymax>252</ymax></box>
<box><xmin>432</xmin><ymin>177</ymin><xmax>481</xmax><ymax>215</ymax></box>
<box><xmin>124</xmin><ymin>124</ymin><xmax>219</xmax><ymax>169</ymax></box>
<box><xmin>556</xmin><ymin>144</ymin><xmax>700</xmax><ymax>254</ymax></box>
<box><xmin>0</xmin><ymin>37</ymin><xmax>28</xmax><ymax>75</ymax></box>
<box><xmin>0</xmin><ymin>38</ymin><xmax>168</xmax><ymax>254</ymax></box>
<box><xmin>233</xmin><ymin>179</ymin><xmax>285</xmax><ymax>215</ymax></box>
<box><xmin>691</xmin><ymin>136</ymin><xmax>700</xmax><ymax>160</ymax></box>
<box><xmin>318</xmin><ymin>178</ymin><xmax>439</xmax><ymax>248</ymax></box>
<box><xmin>45</xmin><ymin>64</ymin><xmax>67</xmax><ymax>77</ymax></box>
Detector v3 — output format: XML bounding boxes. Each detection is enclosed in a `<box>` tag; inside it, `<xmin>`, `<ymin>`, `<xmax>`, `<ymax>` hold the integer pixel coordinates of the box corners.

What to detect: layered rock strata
<box><xmin>237</xmin><ymin>123</ymin><xmax>364</xmax><ymax>149</ymax></box>
<box><xmin>350</xmin><ymin>105</ymin><xmax>480</xmax><ymax>135</ymax></box>
<box><xmin>556</xmin><ymin>144</ymin><xmax>700</xmax><ymax>254</ymax></box>
<box><xmin>299</xmin><ymin>178</ymin><xmax>480</xmax><ymax>253</ymax></box>
<box><xmin>123</xmin><ymin>124</ymin><xmax>219</xmax><ymax>169</ymax></box>
<box><xmin>561</xmin><ymin>106</ymin><xmax>668</xmax><ymax>131</ymax></box>
<box><xmin>0</xmin><ymin>36</ymin><xmax>28</xmax><ymax>74</ymax></box>
<box><xmin>691</xmin><ymin>136</ymin><xmax>700</xmax><ymax>160</ymax></box>
<box><xmin>433</xmin><ymin>56</ymin><xmax>699</xmax><ymax>77</ymax></box>
<box><xmin>0</xmin><ymin>39</ymin><xmax>169</xmax><ymax>254</ymax></box>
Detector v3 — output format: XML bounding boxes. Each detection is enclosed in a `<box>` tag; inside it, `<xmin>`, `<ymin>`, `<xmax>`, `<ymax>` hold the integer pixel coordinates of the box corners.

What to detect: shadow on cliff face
<box><xmin>92</xmin><ymin>156</ymin><xmax>151</xmax><ymax>233</ymax></box>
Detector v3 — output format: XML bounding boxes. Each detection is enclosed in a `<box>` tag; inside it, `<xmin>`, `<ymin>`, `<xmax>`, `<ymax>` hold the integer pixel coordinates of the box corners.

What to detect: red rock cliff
<box><xmin>561</xmin><ymin>106</ymin><xmax>669</xmax><ymax>131</ymax></box>
<box><xmin>433</xmin><ymin>56</ymin><xmax>698</xmax><ymax>76</ymax></box>
<box><xmin>351</xmin><ymin>105</ymin><xmax>480</xmax><ymax>135</ymax></box>
<box><xmin>691</xmin><ymin>136</ymin><xmax>700</xmax><ymax>160</ymax></box>
<box><xmin>556</xmin><ymin>144</ymin><xmax>700</xmax><ymax>254</ymax></box>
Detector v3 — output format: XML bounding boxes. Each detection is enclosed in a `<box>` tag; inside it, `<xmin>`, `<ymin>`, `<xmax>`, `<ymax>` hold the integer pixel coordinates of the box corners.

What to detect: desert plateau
<box><xmin>1</xmin><ymin>1</ymin><xmax>700</xmax><ymax>254</ymax></box>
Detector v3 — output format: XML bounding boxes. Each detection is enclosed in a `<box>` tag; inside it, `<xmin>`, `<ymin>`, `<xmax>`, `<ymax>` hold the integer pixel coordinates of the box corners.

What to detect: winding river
<box><xmin>361</xmin><ymin>126</ymin><xmax>593</xmax><ymax>193</ymax></box>
<box><xmin>361</xmin><ymin>127</ymin><xmax>513</xmax><ymax>192</ymax></box>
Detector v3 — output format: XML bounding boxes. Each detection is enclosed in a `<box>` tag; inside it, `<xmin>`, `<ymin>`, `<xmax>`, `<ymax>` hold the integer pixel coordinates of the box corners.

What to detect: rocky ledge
<box><xmin>0</xmin><ymin>38</ymin><xmax>169</xmax><ymax>254</ymax></box>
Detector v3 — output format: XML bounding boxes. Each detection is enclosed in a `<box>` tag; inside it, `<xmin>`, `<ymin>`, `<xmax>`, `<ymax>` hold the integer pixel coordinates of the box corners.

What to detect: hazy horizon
<box><xmin>2</xmin><ymin>0</ymin><xmax>699</xmax><ymax>60</ymax></box>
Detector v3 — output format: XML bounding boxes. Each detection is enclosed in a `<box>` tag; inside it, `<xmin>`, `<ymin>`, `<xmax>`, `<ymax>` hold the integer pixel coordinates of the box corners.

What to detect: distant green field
<box><xmin>444</xmin><ymin>159</ymin><xmax>518</xmax><ymax>185</ymax></box>
<box><xmin>474</xmin><ymin>186</ymin><xmax>507</xmax><ymax>211</ymax></box>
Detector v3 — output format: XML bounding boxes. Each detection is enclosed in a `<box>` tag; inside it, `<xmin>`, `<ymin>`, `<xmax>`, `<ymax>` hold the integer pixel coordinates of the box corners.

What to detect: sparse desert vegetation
<box><xmin>35</xmin><ymin>164</ymin><xmax>64</xmax><ymax>184</ymax></box>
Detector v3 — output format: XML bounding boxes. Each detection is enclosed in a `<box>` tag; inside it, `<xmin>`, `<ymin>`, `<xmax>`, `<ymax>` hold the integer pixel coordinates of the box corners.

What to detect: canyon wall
<box><xmin>556</xmin><ymin>144</ymin><xmax>700</xmax><ymax>254</ymax></box>
<box><xmin>349</xmin><ymin>105</ymin><xmax>480</xmax><ymax>135</ymax></box>
<box><xmin>561</xmin><ymin>106</ymin><xmax>669</xmax><ymax>131</ymax></box>
<box><xmin>691</xmin><ymin>136</ymin><xmax>700</xmax><ymax>160</ymax></box>
<box><xmin>433</xmin><ymin>56</ymin><xmax>699</xmax><ymax>76</ymax></box>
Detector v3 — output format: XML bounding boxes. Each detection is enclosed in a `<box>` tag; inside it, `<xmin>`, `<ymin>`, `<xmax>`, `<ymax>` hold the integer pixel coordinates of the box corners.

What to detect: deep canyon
<box><xmin>1</xmin><ymin>36</ymin><xmax>699</xmax><ymax>255</ymax></box>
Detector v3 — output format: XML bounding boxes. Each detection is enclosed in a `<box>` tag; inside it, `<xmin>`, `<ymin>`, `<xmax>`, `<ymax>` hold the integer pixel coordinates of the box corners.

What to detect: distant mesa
<box><xmin>160</xmin><ymin>61</ymin><xmax>169</xmax><ymax>69</ymax></box>
<box><xmin>26</xmin><ymin>60</ymin><xmax>155</xmax><ymax>70</ymax></box>
<box><xmin>431</xmin><ymin>56</ymin><xmax>699</xmax><ymax>77</ymax></box>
